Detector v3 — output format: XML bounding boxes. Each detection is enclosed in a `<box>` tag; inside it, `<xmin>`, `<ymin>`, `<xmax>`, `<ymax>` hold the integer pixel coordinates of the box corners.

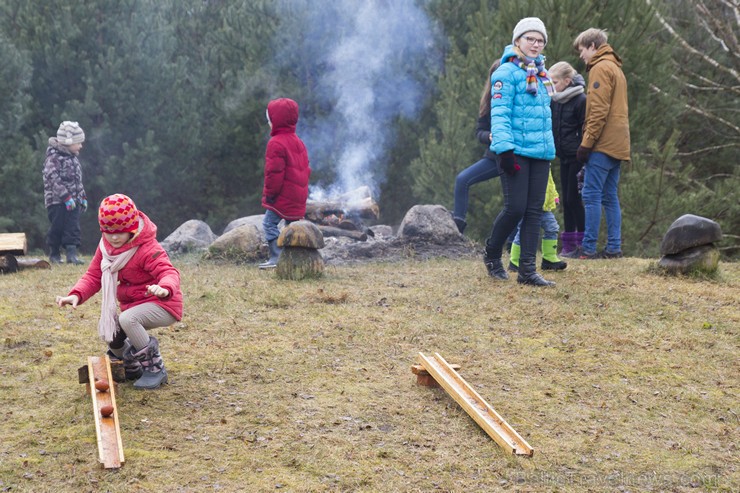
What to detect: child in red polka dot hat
<box><xmin>55</xmin><ymin>193</ymin><xmax>183</xmax><ymax>390</ymax></box>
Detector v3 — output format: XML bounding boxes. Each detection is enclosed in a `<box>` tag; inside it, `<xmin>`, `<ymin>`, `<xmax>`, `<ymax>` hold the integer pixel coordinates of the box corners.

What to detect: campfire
<box><xmin>304</xmin><ymin>186</ymin><xmax>379</xmax><ymax>242</ymax></box>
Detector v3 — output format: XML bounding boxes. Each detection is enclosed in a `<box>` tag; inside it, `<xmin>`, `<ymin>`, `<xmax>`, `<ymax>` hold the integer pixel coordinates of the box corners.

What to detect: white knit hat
<box><xmin>56</xmin><ymin>121</ymin><xmax>85</xmax><ymax>146</ymax></box>
<box><xmin>512</xmin><ymin>17</ymin><xmax>548</xmax><ymax>45</ymax></box>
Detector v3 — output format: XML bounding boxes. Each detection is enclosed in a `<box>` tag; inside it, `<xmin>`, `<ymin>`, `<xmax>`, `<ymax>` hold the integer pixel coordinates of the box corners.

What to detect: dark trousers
<box><xmin>46</xmin><ymin>204</ymin><xmax>81</xmax><ymax>252</ymax></box>
<box><xmin>485</xmin><ymin>156</ymin><xmax>550</xmax><ymax>269</ymax></box>
<box><xmin>560</xmin><ymin>157</ymin><xmax>585</xmax><ymax>232</ymax></box>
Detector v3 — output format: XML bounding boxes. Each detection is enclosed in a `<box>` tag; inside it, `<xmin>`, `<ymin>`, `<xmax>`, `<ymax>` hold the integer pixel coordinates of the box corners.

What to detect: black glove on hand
<box><xmin>498</xmin><ymin>151</ymin><xmax>520</xmax><ymax>176</ymax></box>
<box><xmin>576</xmin><ymin>145</ymin><xmax>592</xmax><ymax>164</ymax></box>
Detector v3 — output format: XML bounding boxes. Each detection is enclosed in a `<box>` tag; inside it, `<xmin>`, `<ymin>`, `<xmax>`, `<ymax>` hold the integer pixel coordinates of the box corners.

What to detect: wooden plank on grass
<box><xmin>0</xmin><ymin>233</ymin><xmax>27</xmax><ymax>256</ymax></box>
<box><xmin>88</xmin><ymin>356</ymin><xmax>125</xmax><ymax>468</ymax></box>
<box><xmin>417</xmin><ymin>352</ymin><xmax>534</xmax><ymax>457</ymax></box>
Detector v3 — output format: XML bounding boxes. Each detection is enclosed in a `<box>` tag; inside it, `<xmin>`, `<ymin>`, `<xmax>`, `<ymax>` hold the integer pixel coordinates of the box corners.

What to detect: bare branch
<box><xmin>676</xmin><ymin>144</ymin><xmax>740</xmax><ymax>156</ymax></box>
<box><xmin>649</xmin><ymin>83</ymin><xmax>740</xmax><ymax>135</ymax></box>
<box><xmin>646</xmin><ymin>0</ymin><xmax>740</xmax><ymax>83</ymax></box>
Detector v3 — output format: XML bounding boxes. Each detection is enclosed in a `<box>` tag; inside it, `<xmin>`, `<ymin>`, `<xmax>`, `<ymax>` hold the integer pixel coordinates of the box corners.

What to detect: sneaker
<box><xmin>577</xmin><ymin>249</ymin><xmax>600</xmax><ymax>260</ymax></box>
<box><xmin>599</xmin><ymin>250</ymin><xmax>624</xmax><ymax>259</ymax></box>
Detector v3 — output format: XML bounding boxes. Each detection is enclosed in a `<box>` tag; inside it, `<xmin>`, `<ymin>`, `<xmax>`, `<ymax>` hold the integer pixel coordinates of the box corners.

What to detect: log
<box><xmin>0</xmin><ymin>254</ymin><xmax>18</xmax><ymax>274</ymax></box>
<box><xmin>317</xmin><ymin>225</ymin><xmax>368</xmax><ymax>242</ymax></box>
<box><xmin>0</xmin><ymin>233</ymin><xmax>27</xmax><ymax>256</ymax></box>
<box><xmin>17</xmin><ymin>258</ymin><xmax>52</xmax><ymax>270</ymax></box>
<box><xmin>305</xmin><ymin>195</ymin><xmax>379</xmax><ymax>223</ymax></box>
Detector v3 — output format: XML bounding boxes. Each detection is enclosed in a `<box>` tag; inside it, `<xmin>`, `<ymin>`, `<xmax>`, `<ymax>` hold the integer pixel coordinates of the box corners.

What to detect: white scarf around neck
<box><xmin>98</xmin><ymin>238</ymin><xmax>139</xmax><ymax>342</ymax></box>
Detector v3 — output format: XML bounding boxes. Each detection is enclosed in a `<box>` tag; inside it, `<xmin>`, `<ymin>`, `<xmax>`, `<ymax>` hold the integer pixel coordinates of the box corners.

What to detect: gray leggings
<box><xmin>109</xmin><ymin>303</ymin><xmax>176</xmax><ymax>351</ymax></box>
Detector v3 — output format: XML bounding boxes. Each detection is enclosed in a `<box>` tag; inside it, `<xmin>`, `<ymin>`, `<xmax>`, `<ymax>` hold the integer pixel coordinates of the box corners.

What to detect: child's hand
<box><xmin>146</xmin><ymin>285</ymin><xmax>169</xmax><ymax>298</ymax></box>
<box><xmin>56</xmin><ymin>294</ymin><xmax>79</xmax><ymax>308</ymax></box>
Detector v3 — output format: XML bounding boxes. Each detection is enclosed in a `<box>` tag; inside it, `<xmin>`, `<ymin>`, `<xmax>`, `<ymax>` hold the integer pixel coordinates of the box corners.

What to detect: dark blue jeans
<box><xmin>485</xmin><ymin>156</ymin><xmax>550</xmax><ymax>269</ymax></box>
<box><xmin>581</xmin><ymin>152</ymin><xmax>622</xmax><ymax>254</ymax></box>
<box><xmin>453</xmin><ymin>157</ymin><xmax>501</xmax><ymax>221</ymax></box>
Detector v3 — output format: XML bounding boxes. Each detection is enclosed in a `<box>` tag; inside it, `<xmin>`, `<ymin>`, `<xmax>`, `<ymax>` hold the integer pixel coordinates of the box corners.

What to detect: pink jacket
<box><xmin>69</xmin><ymin>211</ymin><xmax>183</xmax><ymax>321</ymax></box>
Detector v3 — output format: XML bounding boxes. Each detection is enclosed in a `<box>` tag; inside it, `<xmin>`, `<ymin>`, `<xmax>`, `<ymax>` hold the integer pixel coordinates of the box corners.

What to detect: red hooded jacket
<box><xmin>261</xmin><ymin>98</ymin><xmax>311</xmax><ymax>220</ymax></box>
<box><xmin>69</xmin><ymin>211</ymin><xmax>183</xmax><ymax>321</ymax></box>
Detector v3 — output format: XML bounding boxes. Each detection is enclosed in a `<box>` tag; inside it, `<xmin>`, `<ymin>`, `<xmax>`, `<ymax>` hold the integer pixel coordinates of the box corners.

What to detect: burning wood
<box><xmin>304</xmin><ymin>186</ymin><xmax>379</xmax><ymax>241</ymax></box>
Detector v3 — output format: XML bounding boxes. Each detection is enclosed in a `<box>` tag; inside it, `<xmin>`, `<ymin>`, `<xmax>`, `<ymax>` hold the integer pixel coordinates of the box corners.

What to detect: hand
<box><xmin>265</xmin><ymin>195</ymin><xmax>276</xmax><ymax>204</ymax></box>
<box><xmin>146</xmin><ymin>285</ymin><xmax>170</xmax><ymax>298</ymax></box>
<box><xmin>498</xmin><ymin>151</ymin><xmax>520</xmax><ymax>176</ymax></box>
<box><xmin>56</xmin><ymin>294</ymin><xmax>79</xmax><ymax>308</ymax></box>
<box><xmin>64</xmin><ymin>197</ymin><xmax>76</xmax><ymax>211</ymax></box>
<box><xmin>576</xmin><ymin>145</ymin><xmax>592</xmax><ymax>164</ymax></box>
<box><xmin>79</xmin><ymin>198</ymin><xmax>88</xmax><ymax>212</ymax></box>
<box><xmin>555</xmin><ymin>197</ymin><xmax>560</xmax><ymax>206</ymax></box>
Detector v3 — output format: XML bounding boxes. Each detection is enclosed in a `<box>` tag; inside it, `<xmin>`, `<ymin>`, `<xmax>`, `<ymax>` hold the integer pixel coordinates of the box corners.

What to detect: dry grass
<box><xmin>0</xmin><ymin>254</ymin><xmax>738</xmax><ymax>492</ymax></box>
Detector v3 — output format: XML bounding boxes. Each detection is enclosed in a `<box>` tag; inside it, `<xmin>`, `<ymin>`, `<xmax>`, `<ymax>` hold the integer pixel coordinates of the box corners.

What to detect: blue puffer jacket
<box><xmin>489</xmin><ymin>45</ymin><xmax>556</xmax><ymax>161</ymax></box>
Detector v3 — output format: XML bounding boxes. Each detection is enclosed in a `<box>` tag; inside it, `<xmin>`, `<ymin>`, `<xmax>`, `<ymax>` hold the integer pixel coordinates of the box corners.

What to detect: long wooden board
<box><xmin>417</xmin><ymin>352</ymin><xmax>534</xmax><ymax>457</ymax></box>
<box><xmin>87</xmin><ymin>356</ymin><xmax>125</xmax><ymax>468</ymax></box>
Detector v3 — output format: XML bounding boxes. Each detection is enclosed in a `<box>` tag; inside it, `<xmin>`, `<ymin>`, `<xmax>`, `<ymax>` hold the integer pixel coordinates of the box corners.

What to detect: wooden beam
<box><xmin>87</xmin><ymin>355</ymin><xmax>125</xmax><ymax>468</ymax></box>
<box><xmin>0</xmin><ymin>233</ymin><xmax>27</xmax><ymax>256</ymax></box>
<box><xmin>417</xmin><ymin>352</ymin><xmax>534</xmax><ymax>457</ymax></box>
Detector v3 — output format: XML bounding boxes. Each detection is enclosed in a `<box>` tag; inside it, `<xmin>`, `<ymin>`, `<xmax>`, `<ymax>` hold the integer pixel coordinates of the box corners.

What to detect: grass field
<box><xmin>0</xmin><ymin>254</ymin><xmax>737</xmax><ymax>492</ymax></box>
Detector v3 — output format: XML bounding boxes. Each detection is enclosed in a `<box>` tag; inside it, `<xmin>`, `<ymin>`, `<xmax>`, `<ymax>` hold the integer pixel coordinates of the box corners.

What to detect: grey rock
<box><xmin>223</xmin><ymin>215</ymin><xmax>266</xmax><ymax>236</ymax></box>
<box><xmin>660</xmin><ymin>214</ymin><xmax>722</xmax><ymax>255</ymax></box>
<box><xmin>160</xmin><ymin>220</ymin><xmax>217</xmax><ymax>254</ymax></box>
<box><xmin>208</xmin><ymin>224</ymin><xmax>262</xmax><ymax>260</ymax></box>
<box><xmin>398</xmin><ymin>205</ymin><xmax>462</xmax><ymax>244</ymax></box>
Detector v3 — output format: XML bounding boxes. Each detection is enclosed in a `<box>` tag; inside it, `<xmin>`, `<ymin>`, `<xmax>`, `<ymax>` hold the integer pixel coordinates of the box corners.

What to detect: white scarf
<box><xmin>98</xmin><ymin>238</ymin><xmax>139</xmax><ymax>342</ymax></box>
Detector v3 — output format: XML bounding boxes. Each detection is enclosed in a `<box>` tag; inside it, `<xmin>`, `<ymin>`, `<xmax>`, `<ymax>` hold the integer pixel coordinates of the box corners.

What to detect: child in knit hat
<box><xmin>42</xmin><ymin>121</ymin><xmax>89</xmax><ymax>265</ymax></box>
<box><xmin>55</xmin><ymin>194</ymin><xmax>183</xmax><ymax>390</ymax></box>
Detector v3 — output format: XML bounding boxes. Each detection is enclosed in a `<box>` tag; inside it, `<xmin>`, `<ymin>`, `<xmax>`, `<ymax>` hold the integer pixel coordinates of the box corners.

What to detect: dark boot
<box><xmin>517</xmin><ymin>258</ymin><xmax>555</xmax><ymax>287</ymax></box>
<box><xmin>484</xmin><ymin>255</ymin><xmax>509</xmax><ymax>280</ymax></box>
<box><xmin>113</xmin><ymin>340</ymin><xmax>144</xmax><ymax>381</ymax></box>
<box><xmin>64</xmin><ymin>245</ymin><xmax>85</xmax><ymax>265</ymax></box>
<box><xmin>131</xmin><ymin>336</ymin><xmax>168</xmax><ymax>390</ymax></box>
<box><xmin>49</xmin><ymin>246</ymin><xmax>62</xmax><ymax>265</ymax></box>
<box><xmin>258</xmin><ymin>239</ymin><xmax>281</xmax><ymax>269</ymax></box>
<box><xmin>453</xmin><ymin>217</ymin><xmax>467</xmax><ymax>234</ymax></box>
<box><xmin>508</xmin><ymin>243</ymin><xmax>520</xmax><ymax>272</ymax></box>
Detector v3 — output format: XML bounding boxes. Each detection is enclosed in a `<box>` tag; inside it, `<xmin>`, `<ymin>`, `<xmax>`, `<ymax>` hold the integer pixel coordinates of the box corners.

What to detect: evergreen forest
<box><xmin>0</xmin><ymin>0</ymin><xmax>737</xmax><ymax>258</ymax></box>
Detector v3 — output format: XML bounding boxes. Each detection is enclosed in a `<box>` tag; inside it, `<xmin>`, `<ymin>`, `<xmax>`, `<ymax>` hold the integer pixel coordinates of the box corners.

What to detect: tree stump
<box><xmin>276</xmin><ymin>220</ymin><xmax>325</xmax><ymax>280</ymax></box>
<box><xmin>0</xmin><ymin>254</ymin><xmax>19</xmax><ymax>274</ymax></box>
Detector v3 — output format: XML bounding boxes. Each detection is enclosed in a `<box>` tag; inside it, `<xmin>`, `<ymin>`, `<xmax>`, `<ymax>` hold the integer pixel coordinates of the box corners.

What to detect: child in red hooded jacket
<box><xmin>259</xmin><ymin>98</ymin><xmax>311</xmax><ymax>269</ymax></box>
<box><xmin>55</xmin><ymin>194</ymin><xmax>183</xmax><ymax>390</ymax></box>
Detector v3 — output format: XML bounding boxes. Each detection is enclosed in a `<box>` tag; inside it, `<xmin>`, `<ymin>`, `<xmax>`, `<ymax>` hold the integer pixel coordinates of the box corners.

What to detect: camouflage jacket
<box><xmin>43</xmin><ymin>138</ymin><xmax>87</xmax><ymax>208</ymax></box>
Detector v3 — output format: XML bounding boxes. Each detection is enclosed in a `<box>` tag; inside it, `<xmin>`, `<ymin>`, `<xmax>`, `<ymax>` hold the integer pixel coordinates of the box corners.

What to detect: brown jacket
<box><xmin>582</xmin><ymin>44</ymin><xmax>631</xmax><ymax>161</ymax></box>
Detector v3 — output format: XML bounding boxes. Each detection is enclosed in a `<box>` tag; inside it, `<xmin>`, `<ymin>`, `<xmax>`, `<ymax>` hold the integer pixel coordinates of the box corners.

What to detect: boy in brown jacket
<box><xmin>573</xmin><ymin>28</ymin><xmax>630</xmax><ymax>259</ymax></box>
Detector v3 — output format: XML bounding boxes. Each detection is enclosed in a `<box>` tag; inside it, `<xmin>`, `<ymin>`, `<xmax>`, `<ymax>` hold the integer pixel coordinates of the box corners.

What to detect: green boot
<box><xmin>541</xmin><ymin>239</ymin><xmax>567</xmax><ymax>270</ymax></box>
<box><xmin>508</xmin><ymin>243</ymin><xmax>520</xmax><ymax>272</ymax></box>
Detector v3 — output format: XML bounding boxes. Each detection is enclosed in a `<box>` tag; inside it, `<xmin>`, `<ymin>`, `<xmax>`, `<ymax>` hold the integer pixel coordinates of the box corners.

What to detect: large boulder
<box><xmin>398</xmin><ymin>205</ymin><xmax>462</xmax><ymax>244</ymax></box>
<box><xmin>660</xmin><ymin>214</ymin><xmax>722</xmax><ymax>255</ymax></box>
<box><xmin>160</xmin><ymin>220</ymin><xmax>217</xmax><ymax>254</ymax></box>
<box><xmin>207</xmin><ymin>224</ymin><xmax>262</xmax><ymax>260</ymax></box>
<box><xmin>223</xmin><ymin>215</ymin><xmax>266</xmax><ymax>236</ymax></box>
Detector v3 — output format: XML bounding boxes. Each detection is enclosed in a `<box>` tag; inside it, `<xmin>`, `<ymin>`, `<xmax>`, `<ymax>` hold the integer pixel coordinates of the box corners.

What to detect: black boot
<box><xmin>517</xmin><ymin>258</ymin><xmax>555</xmax><ymax>287</ymax></box>
<box><xmin>111</xmin><ymin>339</ymin><xmax>143</xmax><ymax>381</ymax></box>
<box><xmin>541</xmin><ymin>259</ymin><xmax>568</xmax><ymax>270</ymax></box>
<box><xmin>484</xmin><ymin>255</ymin><xmax>509</xmax><ymax>280</ymax></box>
<box><xmin>49</xmin><ymin>246</ymin><xmax>62</xmax><ymax>265</ymax></box>
<box><xmin>64</xmin><ymin>245</ymin><xmax>85</xmax><ymax>265</ymax></box>
<box><xmin>453</xmin><ymin>217</ymin><xmax>467</xmax><ymax>234</ymax></box>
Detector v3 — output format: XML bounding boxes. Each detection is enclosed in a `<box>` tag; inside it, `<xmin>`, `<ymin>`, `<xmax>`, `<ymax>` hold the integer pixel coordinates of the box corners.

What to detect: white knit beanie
<box><xmin>56</xmin><ymin>121</ymin><xmax>85</xmax><ymax>146</ymax></box>
<box><xmin>512</xmin><ymin>17</ymin><xmax>548</xmax><ymax>45</ymax></box>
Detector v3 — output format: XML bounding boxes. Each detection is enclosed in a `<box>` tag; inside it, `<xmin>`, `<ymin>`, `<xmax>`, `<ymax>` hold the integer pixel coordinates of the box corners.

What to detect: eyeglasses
<box><xmin>522</xmin><ymin>36</ymin><xmax>546</xmax><ymax>46</ymax></box>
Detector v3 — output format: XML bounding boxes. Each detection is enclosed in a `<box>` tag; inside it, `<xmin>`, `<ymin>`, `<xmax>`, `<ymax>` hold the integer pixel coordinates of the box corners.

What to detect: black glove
<box><xmin>498</xmin><ymin>151</ymin><xmax>520</xmax><ymax>176</ymax></box>
<box><xmin>576</xmin><ymin>145</ymin><xmax>592</xmax><ymax>164</ymax></box>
